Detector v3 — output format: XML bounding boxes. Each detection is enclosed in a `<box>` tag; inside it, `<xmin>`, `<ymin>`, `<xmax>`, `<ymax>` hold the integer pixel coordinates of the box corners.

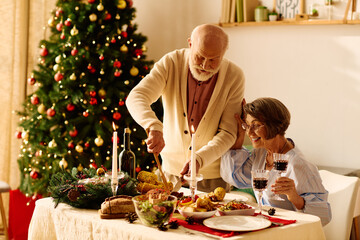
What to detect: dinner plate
<box><xmin>203</xmin><ymin>215</ymin><xmax>271</xmax><ymax>232</ymax></box>
<box><xmin>178</xmin><ymin>209</ymin><xmax>217</xmax><ymax>220</ymax></box>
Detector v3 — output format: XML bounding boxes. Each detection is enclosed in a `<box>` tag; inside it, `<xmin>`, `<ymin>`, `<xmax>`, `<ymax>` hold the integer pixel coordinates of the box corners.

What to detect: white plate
<box><xmin>203</xmin><ymin>215</ymin><xmax>271</xmax><ymax>231</ymax></box>
<box><xmin>178</xmin><ymin>209</ymin><xmax>217</xmax><ymax>220</ymax></box>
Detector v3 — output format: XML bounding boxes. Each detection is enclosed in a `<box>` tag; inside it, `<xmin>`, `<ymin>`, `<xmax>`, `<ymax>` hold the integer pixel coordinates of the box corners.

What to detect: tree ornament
<box><xmin>110</xmin><ymin>37</ymin><xmax>116</xmax><ymax>44</ymax></box>
<box><xmin>69</xmin><ymin>128</ymin><xmax>78</xmax><ymax>137</ymax></box>
<box><xmin>60</xmin><ymin>33</ymin><xmax>66</xmax><ymax>40</ymax></box>
<box><xmin>119</xmin><ymin>100</ymin><xmax>125</xmax><ymax>106</ymax></box>
<box><xmin>40</xmin><ymin>47</ymin><xmax>48</xmax><ymax>57</ymax></box>
<box><xmin>27</xmin><ymin>76</ymin><xmax>36</xmax><ymax>85</ymax></box>
<box><xmin>67</xmin><ymin>141</ymin><xmax>75</xmax><ymax>149</ymax></box>
<box><xmin>97</xmin><ymin>3</ymin><xmax>104</xmax><ymax>11</ymax></box>
<box><xmin>135</xmin><ymin>166</ymin><xmax>141</xmax><ymax>173</ymax></box>
<box><xmin>77</xmin><ymin>163</ymin><xmax>84</xmax><ymax>172</ymax></box>
<box><xmin>71</xmin><ymin>48</ymin><xmax>78</xmax><ymax>56</ymax></box>
<box><xmin>89</xmin><ymin>98</ymin><xmax>98</xmax><ymax>105</ymax></box>
<box><xmin>55</xmin><ymin>8</ymin><xmax>63</xmax><ymax>17</ymax></box>
<box><xmin>67</xmin><ymin>189</ymin><xmax>80</xmax><ymax>202</ymax></box>
<box><xmin>127</xmin><ymin>0</ymin><xmax>133</xmax><ymax>7</ymax></box>
<box><xmin>88</xmin><ymin>0</ymin><xmax>95</xmax><ymax>3</ymax></box>
<box><xmin>84</xmin><ymin>142</ymin><xmax>90</xmax><ymax>148</ymax></box>
<box><xmin>114</xmin><ymin>70</ymin><xmax>121</xmax><ymax>77</ymax></box>
<box><xmin>94</xmin><ymin>136</ymin><xmax>104</xmax><ymax>146</ymax></box>
<box><xmin>89</xmin><ymin>162</ymin><xmax>97</xmax><ymax>169</ymax></box>
<box><xmin>104</xmin><ymin>12</ymin><xmax>112</xmax><ymax>20</ymax></box>
<box><xmin>54</xmin><ymin>72</ymin><xmax>64</xmax><ymax>81</ymax></box>
<box><xmin>98</xmin><ymin>89</ymin><xmax>106</xmax><ymax>97</ymax></box>
<box><xmin>53</xmin><ymin>64</ymin><xmax>60</xmax><ymax>72</ymax></box>
<box><xmin>37</xmin><ymin>104</ymin><xmax>46</xmax><ymax>114</ymax></box>
<box><xmin>30</xmin><ymin>169</ymin><xmax>40</xmax><ymax>180</ymax></box>
<box><xmin>120</xmin><ymin>44</ymin><xmax>128</xmax><ymax>53</ymax></box>
<box><xmin>75</xmin><ymin>144</ymin><xmax>83</xmax><ymax>153</ymax></box>
<box><xmin>141</xmin><ymin>45</ymin><xmax>148</xmax><ymax>52</ymax></box>
<box><xmin>124</xmin><ymin>80</ymin><xmax>130</xmax><ymax>85</ymax></box>
<box><xmin>49</xmin><ymin>139</ymin><xmax>57</xmax><ymax>148</ymax></box>
<box><xmin>59</xmin><ymin>158</ymin><xmax>68</xmax><ymax>169</ymax></box>
<box><xmin>56</xmin><ymin>22</ymin><xmax>63</xmax><ymax>32</ymax></box>
<box><xmin>113</xmin><ymin>60</ymin><xmax>121</xmax><ymax>68</ymax></box>
<box><xmin>66</xmin><ymin>103</ymin><xmax>75</xmax><ymax>111</ymax></box>
<box><xmin>70</xmin><ymin>73</ymin><xmax>77</xmax><ymax>81</ymax></box>
<box><xmin>83</xmin><ymin>111</ymin><xmax>89</xmax><ymax>117</ymax></box>
<box><xmin>64</xmin><ymin>18</ymin><xmax>72</xmax><ymax>27</ymax></box>
<box><xmin>130</xmin><ymin>66</ymin><xmax>139</xmax><ymax>76</ymax></box>
<box><xmin>47</xmin><ymin>108</ymin><xmax>56</xmax><ymax>117</ymax></box>
<box><xmin>15</xmin><ymin>131</ymin><xmax>22</xmax><ymax>139</ymax></box>
<box><xmin>31</xmin><ymin>95</ymin><xmax>40</xmax><ymax>105</ymax></box>
<box><xmin>117</xmin><ymin>0</ymin><xmax>127</xmax><ymax>9</ymax></box>
<box><xmin>121</xmin><ymin>31</ymin><xmax>128</xmax><ymax>38</ymax></box>
<box><xmin>21</xmin><ymin>131</ymin><xmax>29</xmax><ymax>140</ymax></box>
<box><xmin>96</xmin><ymin>167</ymin><xmax>105</xmax><ymax>176</ymax></box>
<box><xmin>89</xmin><ymin>90</ymin><xmax>96</xmax><ymax>97</ymax></box>
<box><xmin>55</xmin><ymin>55</ymin><xmax>62</xmax><ymax>63</ymax></box>
<box><xmin>48</xmin><ymin>17</ymin><xmax>55</xmax><ymax>27</ymax></box>
<box><xmin>70</xmin><ymin>26</ymin><xmax>79</xmax><ymax>36</ymax></box>
<box><xmin>100</xmin><ymin>69</ymin><xmax>105</xmax><ymax>75</ymax></box>
<box><xmin>99</xmin><ymin>54</ymin><xmax>104</xmax><ymax>61</ymax></box>
<box><xmin>113</xmin><ymin>112</ymin><xmax>121</xmax><ymax>120</ymax></box>
<box><xmin>89</xmin><ymin>13</ymin><xmax>97</xmax><ymax>22</ymax></box>
<box><xmin>134</xmin><ymin>49</ymin><xmax>143</xmax><ymax>57</ymax></box>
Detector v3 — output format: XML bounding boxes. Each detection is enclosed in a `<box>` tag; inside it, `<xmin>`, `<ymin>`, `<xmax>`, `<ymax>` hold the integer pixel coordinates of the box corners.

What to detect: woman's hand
<box><xmin>271</xmin><ymin>177</ymin><xmax>305</xmax><ymax>210</ymax></box>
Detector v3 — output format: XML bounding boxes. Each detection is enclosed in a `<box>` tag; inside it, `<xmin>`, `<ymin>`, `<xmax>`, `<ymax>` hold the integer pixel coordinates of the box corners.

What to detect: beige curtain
<box><xmin>0</xmin><ymin>0</ymin><xmax>56</xmax><ymax>227</ymax></box>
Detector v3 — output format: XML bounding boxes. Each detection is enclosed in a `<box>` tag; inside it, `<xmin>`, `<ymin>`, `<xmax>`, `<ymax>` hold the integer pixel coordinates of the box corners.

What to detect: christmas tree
<box><xmin>16</xmin><ymin>0</ymin><xmax>161</xmax><ymax>197</ymax></box>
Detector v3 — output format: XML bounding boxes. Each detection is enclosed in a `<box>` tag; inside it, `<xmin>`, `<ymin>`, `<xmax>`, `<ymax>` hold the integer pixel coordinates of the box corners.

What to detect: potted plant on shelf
<box><xmin>269</xmin><ymin>12</ymin><xmax>278</xmax><ymax>21</ymax></box>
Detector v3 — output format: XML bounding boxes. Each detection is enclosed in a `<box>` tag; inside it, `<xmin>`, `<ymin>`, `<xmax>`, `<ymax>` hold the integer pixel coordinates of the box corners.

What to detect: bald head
<box><xmin>190</xmin><ymin>24</ymin><xmax>229</xmax><ymax>54</ymax></box>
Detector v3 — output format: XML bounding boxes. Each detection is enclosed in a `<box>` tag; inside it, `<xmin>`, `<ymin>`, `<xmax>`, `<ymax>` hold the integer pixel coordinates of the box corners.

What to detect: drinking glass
<box><xmin>251</xmin><ymin>169</ymin><xmax>269</xmax><ymax>216</ymax></box>
<box><xmin>272</xmin><ymin>153</ymin><xmax>290</xmax><ymax>200</ymax></box>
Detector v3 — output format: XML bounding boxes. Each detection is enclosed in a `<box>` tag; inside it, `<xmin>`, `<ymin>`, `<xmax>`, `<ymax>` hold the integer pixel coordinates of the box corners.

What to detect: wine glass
<box><xmin>252</xmin><ymin>169</ymin><xmax>269</xmax><ymax>217</ymax></box>
<box><xmin>272</xmin><ymin>153</ymin><xmax>290</xmax><ymax>200</ymax></box>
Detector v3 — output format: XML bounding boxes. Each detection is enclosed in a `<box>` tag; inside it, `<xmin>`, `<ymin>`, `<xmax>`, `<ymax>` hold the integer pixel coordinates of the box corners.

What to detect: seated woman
<box><xmin>220</xmin><ymin>97</ymin><xmax>331</xmax><ymax>226</ymax></box>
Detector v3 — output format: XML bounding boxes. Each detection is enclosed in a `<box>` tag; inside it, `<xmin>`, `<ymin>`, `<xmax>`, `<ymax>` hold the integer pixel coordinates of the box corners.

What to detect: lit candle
<box><xmin>111</xmin><ymin>122</ymin><xmax>118</xmax><ymax>195</ymax></box>
<box><xmin>190</xmin><ymin>125</ymin><xmax>196</xmax><ymax>182</ymax></box>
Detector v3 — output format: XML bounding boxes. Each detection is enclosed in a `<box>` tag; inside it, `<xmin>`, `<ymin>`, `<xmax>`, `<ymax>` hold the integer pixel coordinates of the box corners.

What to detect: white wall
<box><xmin>133</xmin><ymin>0</ymin><xmax>360</xmax><ymax>169</ymax></box>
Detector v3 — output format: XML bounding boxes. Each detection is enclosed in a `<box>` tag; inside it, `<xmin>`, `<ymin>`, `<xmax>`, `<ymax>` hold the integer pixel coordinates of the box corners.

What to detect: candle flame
<box><xmin>191</xmin><ymin>125</ymin><xmax>195</xmax><ymax>134</ymax></box>
<box><xmin>112</xmin><ymin>122</ymin><xmax>116</xmax><ymax>131</ymax></box>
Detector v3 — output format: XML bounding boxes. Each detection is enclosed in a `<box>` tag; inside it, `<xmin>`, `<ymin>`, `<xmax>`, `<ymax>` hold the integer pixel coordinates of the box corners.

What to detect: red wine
<box><xmin>274</xmin><ymin>160</ymin><xmax>288</xmax><ymax>171</ymax></box>
<box><xmin>119</xmin><ymin>128</ymin><xmax>136</xmax><ymax>178</ymax></box>
<box><xmin>253</xmin><ymin>178</ymin><xmax>268</xmax><ymax>190</ymax></box>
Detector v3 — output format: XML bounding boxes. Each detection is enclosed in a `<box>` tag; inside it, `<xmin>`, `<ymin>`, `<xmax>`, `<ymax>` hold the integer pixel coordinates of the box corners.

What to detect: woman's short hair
<box><xmin>244</xmin><ymin>97</ymin><xmax>291</xmax><ymax>139</ymax></box>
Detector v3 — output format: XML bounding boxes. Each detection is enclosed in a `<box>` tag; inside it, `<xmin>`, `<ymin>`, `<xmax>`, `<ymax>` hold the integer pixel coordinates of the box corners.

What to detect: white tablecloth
<box><xmin>28</xmin><ymin>190</ymin><xmax>325</xmax><ymax>240</ymax></box>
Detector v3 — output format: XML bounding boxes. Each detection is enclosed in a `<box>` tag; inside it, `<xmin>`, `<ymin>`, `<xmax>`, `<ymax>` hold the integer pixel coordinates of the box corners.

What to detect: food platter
<box><xmin>178</xmin><ymin>209</ymin><xmax>217</xmax><ymax>220</ymax></box>
<box><xmin>217</xmin><ymin>208</ymin><xmax>255</xmax><ymax>216</ymax></box>
<box><xmin>203</xmin><ymin>215</ymin><xmax>271</xmax><ymax>232</ymax></box>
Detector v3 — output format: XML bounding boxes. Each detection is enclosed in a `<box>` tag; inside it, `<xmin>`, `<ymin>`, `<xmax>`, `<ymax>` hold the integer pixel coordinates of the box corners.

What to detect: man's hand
<box><xmin>145</xmin><ymin>130</ymin><xmax>165</xmax><ymax>155</ymax></box>
<box><xmin>231</xmin><ymin>98</ymin><xmax>246</xmax><ymax>150</ymax></box>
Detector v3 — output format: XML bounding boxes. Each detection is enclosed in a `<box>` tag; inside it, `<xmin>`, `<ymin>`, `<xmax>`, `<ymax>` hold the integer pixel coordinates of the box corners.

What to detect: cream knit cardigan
<box><xmin>126</xmin><ymin>48</ymin><xmax>245</xmax><ymax>179</ymax></box>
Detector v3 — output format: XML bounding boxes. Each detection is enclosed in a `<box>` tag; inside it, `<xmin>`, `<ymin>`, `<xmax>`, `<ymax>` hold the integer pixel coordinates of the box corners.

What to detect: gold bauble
<box><xmin>97</xmin><ymin>3</ymin><xmax>104</xmax><ymax>11</ymax></box>
<box><xmin>94</xmin><ymin>136</ymin><xmax>104</xmax><ymax>146</ymax></box>
<box><xmin>49</xmin><ymin>139</ymin><xmax>57</xmax><ymax>148</ymax></box>
<box><xmin>59</xmin><ymin>158</ymin><xmax>68</xmax><ymax>169</ymax></box>
<box><xmin>48</xmin><ymin>17</ymin><xmax>55</xmax><ymax>27</ymax></box>
<box><xmin>120</xmin><ymin>44</ymin><xmax>128</xmax><ymax>53</ymax></box>
<box><xmin>77</xmin><ymin>163</ymin><xmax>83</xmax><ymax>171</ymax></box>
<box><xmin>98</xmin><ymin>88</ymin><xmax>106</xmax><ymax>97</ymax></box>
<box><xmin>89</xmin><ymin>13</ymin><xmax>97</xmax><ymax>22</ymax></box>
<box><xmin>117</xmin><ymin>0</ymin><xmax>127</xmax><ymax>9</ymax></box>
<box><xmin>96</xmin><ymin>167</ymin><xmax>105</xmax><ymax>176</ymax></box>
<box><xmin>130</xmin><ymin>66</ymin><xmax>139</xmax><ymax>76</ymax></box>
<box><xmin>37</xmin><ymin>104</ymin><xmax>46</xmax><ymax>114</ymax></box>
<box><xmin>75</xmin><ymin>145</ymin><xmax>83</xmax><ymax>153</ymax></box>
<box><xmin>70</xmin><ymin>26</ymin><xmax>79</xmax><ymax>36</ymax></box>
<box><xmin>70</xmin><ymin>73</ymin><xmax>77</xmax><ymax>81</ymax></box>
<box><xmin>53</xmin><ymin>64</ymin><xmax>60</xmax><ymax>72</ymax></box>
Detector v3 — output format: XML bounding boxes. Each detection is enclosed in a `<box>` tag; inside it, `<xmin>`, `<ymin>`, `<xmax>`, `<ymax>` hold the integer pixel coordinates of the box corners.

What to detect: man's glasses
<box><xmin>241</xmin><ymin>123</ymin><xmax>264</xmax><ymax>132</ymax></box>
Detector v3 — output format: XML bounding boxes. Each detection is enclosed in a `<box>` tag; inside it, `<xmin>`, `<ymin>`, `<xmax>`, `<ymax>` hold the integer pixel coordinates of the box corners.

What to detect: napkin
<box><xmin>170</xmin><ymin>215</ymin><xmax>296</xmax><ymax>238</ymax></box>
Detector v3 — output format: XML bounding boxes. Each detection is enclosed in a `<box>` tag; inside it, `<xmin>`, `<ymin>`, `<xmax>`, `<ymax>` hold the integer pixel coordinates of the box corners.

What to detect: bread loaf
<box><xmin>99</xmin><ymin>195</ymin><xmax>135</xmax><ymax>219</ymax></box>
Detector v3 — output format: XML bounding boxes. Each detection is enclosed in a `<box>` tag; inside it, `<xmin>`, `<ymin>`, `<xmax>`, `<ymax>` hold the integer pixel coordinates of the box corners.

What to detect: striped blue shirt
<box><xmin>220</xmin><ymin>141</ymin><xmax>332</xmax><ymax>226</ymax></box>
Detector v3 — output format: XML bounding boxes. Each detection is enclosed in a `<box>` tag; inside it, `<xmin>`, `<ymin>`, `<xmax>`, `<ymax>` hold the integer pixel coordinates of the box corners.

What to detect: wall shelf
<box><xmin>219</xmin><ymin>19</ymin><xmax>360</xmax><ymax>27</ymax></box>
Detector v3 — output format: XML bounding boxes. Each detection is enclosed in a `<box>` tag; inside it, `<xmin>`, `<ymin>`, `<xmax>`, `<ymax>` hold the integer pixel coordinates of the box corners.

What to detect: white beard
<box><xmin>189</xmin><ymin>59</ymin><xmax>220</xmax><ymax>82</ymax></box>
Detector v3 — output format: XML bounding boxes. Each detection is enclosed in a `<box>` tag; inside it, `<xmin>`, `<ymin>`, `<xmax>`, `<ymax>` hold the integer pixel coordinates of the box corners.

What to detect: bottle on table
<box><xmin>119</xmin><ymin>127</ymin><xmax>136</xmax><ymax>178</ymax></box>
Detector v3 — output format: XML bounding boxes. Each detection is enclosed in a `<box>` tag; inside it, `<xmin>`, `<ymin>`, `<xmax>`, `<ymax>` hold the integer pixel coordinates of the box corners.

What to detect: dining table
<box><xmin>28</xmin><ymin>188</ymin><xmax>326</xmax><ymax>240</ymax></box>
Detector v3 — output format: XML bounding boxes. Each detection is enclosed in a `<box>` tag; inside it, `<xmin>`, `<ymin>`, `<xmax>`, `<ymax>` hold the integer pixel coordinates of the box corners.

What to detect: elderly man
<box><xmin>126</xmin><ymin>24</ymin><xmax>245</xmax><ymax>192</ymax></box>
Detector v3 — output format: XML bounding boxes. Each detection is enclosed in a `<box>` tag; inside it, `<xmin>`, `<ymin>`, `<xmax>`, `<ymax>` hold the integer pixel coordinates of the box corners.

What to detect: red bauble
<box><xmin>110</xmin><ymin>38</ymin><xmax>116</xmax><ymax>43</ymax></box>
<box><xmin>83</xmin><ymin>111</ymin><xmax>89</xmax><ymax>117</ymax></box>
<box><xmin>88</xmin><ymin>0</ymin><xmax>95</xmax><ymax>3</ymax></box>
<box><xmin>54</xmin><ymin>72</ymin><xmax>64</xmax><ymax>81</ymax></box>
<box><xmin>15</xmin><ymin>131</ymin><xmax>22</xmax><ymax>139</ymax></box>
<box><xmin>71</xmin><ymin>49</ymin><xmax>78</xmax><ymax>56</ymax></box>
<box><xmin>99</xmin><ymin>55</ymin><xmax>104</xmax><ymax>61</ymax></box>
<box><xmin>135</xmin><ymin>166</ymin><xmax>141</xmax><ymax>173</ymax></box>
<box><xmin>60</xmin><ymin>33</ymin><xmax>66</xmax><ymax>40</ymax></box>
<box><xmin>40</xmin><ymin>48</ymin><xmax>48</xmax><ymax>57</ymax></box>
<box><xmin>64</xmin><ymin>19</ymin><xmax>72</xmax><ymax>27</ymax></box>
<box><xmin>46</xmin><ymin>108</ymin><xmax>56</xmax><ymax>117</ymax></box>
<box><xmin>31</xmin><ymin>95</ymin><xmax>39</xmax><ymax>105</ymax></box>
<box><xmin>113</xmin><ymin>60</ymin><xmax>121</xmax><ymax>68</ymax></box>
<box><xmin>27</xmin><ymin>77</ymin><xmax>36</xmax><ymax>85</ymax></box>
<box><xmin>56</xmin><ymin>22</ymin><xmax>63</xmax><ymax>32</ymax></box>
<box><xmin>66</xmin><ymin>103</ymin><xmax>75</xmax><ymax>111</ymax></box>
<box><xmin>89</xmin><ymin>98</ymin><xmax>98</xmax><ymax>105</ymax></box>
<box><xmin>119</xmin><ymin>100</ymin><xmax>125</xmax><ymax>106</ymax></box>
<box><xmin>55</xmin><ymin>9</ymin><xmax>63</xmax><ymax>17</ymax></box>
<box><xmin>89</xmin><ymin>91</ymin><xmax>96</xmax><ymax>97</ymax></box>
<box><xmin>68</xmin><ymin>141</ymin><xmax>75</xmax><ymax>149</ymax></box>
<box><xmin>89</xmin><ymin>68</ymin><xmax>96</xmax><ymax>74</ymax></box>
<box><xmin>127</xmin><ymin>0</ymin><xmax>133</xmax><ymax>7</ymax></box>
<box><xmin>113</xmin><ymin>112</ymin><xmax>121</xmax><ymax>120</ymax></box>
<box><xmin>84</xmin><ymin>142</ymin><xmax>90</xmax><ymax>148</ymax></box>
<box><xmin>134</xmin><ymin>49</ymin><xmax>143</xmax><ymax>57</ymax></box>
<box><xmin>112</xmin><ymin>135</ymin><xmax>120</xmax><ymax>144</ymax></box>
<box><xmin>89</xmin><ymin>163</ymin><xmax>97</xmax><ymax>169</ymax></box>
<box><xmin>114</xmin><ymin>70</ymin><xmax>121</xmax><ymax>77</ymax></box>
<box><xmin>121</xmin><ymin>31</ymin><xmax>128</xmax><ymax>38</ymax></box>
<box><xmin>104</xmin><ymin>13</ymin><xmax>111</xmax><ymax>20</ymax></box>
<box><xmin>69</xmin><ymin>129</ymin><xmax>78</xmax><ymax>137</ymax></box>
<box><xmin>30</xmin><ymin>170</ymin><xmax>40</xmax><ymax>180</ymax></box>
<box><xmin>39</xmin><ymin>141</ymin><xmax>45</xmax><ymax>146</ymax></box>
